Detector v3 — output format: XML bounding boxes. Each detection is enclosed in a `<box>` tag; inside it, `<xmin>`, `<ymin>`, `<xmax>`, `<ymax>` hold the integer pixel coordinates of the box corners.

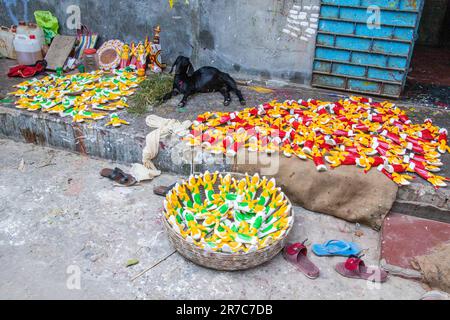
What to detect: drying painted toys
<box><xmin>164</xmin><ymin>172</ymin><xmax>294</xmax><ymax>254</ymax></box>
<box><xmin>9</xmin><ymin>68</ymin><xmax>143</xmax><ymax>125</ymax></box>
<box><xmin>185</xmin><ymin>97</ymin><xmax>450</xmax><ymax>188</ymax></box>
<box><xmin>115</xmin><ymin>26</ymin><xmax>163</xmax><ymax>75</ymax></box>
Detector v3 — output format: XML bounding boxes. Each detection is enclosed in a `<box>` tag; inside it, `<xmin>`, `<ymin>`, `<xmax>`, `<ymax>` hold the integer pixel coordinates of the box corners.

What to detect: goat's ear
<box><xmin>187</xmin><ymin>62</ymin><xmax>194</xmax><ymax>76</ymax></box>
<box><xmin>169</xmin><ymin>56</ymin><xmax>180</xmax><ymax>74</ymax></box>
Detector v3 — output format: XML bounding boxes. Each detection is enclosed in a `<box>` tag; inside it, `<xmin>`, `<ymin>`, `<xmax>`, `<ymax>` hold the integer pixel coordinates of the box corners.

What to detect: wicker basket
<box><xmin>163</xmin><ymin>172</ymin><xmax>294</xmax><ymax>271</ymax></box>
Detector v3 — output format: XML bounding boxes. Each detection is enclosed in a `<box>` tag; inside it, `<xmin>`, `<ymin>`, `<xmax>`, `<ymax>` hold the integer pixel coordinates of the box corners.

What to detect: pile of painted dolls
<box><xmin>9</xmin><ymin>68</ymin><xmax>143</xmax><ymax>126</ymax></box>
<box><xmin>114</xmin><ymin>26</ymin><xmax>163</xmax><ymax>75</ymax></box>
<box><xmin>164</xmin><ymin>172</ymin><xmax>293</xmax><ymax>254</ymax></box>
<box><xmin>185</xmin><ymin>96</ymin><xmax>449</xmax><ymax>188</ymax></box>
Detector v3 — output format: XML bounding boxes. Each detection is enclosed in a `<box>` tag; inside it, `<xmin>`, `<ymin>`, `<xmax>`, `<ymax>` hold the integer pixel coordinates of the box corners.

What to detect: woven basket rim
<box><xmin>163</xmin><ymin>172</ymin><xmax>294</xmax><ymax>257</ymax></box>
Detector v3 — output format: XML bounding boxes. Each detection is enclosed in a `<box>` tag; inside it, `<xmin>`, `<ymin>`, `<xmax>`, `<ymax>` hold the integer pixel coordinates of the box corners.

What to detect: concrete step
<box><xmin>393</xmin><ymin>183</ymin><xmax>450</xmax><ymax>224</ymax></box>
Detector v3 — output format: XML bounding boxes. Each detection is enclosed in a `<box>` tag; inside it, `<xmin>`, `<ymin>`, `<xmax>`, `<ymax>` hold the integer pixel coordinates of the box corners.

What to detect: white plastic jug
<box><xmin>27</xmin><ymin>23</ymin><xmax>45</xmax><ymax>48</ymax></box>
<box><xmin>13</xmin><ymin>34</ymin><xmax>43</xmax><ymax>65</ymax></box>
<box><xmin>16</xmin><ymin>21</ymin><xmax>28</xmax><ymax>36</ymax></box>
<box><xmin>14</xmin><ymin>22</ymin><xmax>44</xmax><ymax>49</ymax></box>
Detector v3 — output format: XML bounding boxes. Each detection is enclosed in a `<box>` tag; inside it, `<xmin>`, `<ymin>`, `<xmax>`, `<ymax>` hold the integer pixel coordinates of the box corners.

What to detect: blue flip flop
<box><xmin>312</xmin><ymin>240</ymin><xmax>361</xmax><ymax>257</ymax></box>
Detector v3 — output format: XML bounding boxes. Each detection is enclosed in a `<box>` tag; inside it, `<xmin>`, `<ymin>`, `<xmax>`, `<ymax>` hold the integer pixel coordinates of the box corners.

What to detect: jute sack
<box><xmin>0</xmin><ymin>26</ymin><xmax>16</xmax><ymax>59</ymax></box>
<box><xmin>412</xmin><ymin>242</ymin><xmax>450</xmax><ymax>294</ymax></box>
<box><xmin>233</xmin><ymin>150</ymin><xmax>398</xmax><ymax>230</ymax></box>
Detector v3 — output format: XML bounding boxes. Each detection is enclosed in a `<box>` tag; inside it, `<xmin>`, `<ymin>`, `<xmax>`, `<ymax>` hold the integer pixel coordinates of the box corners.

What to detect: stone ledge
<box><xmin>0</xmin><ymin>105</ymin><xmax>145</xmax><ymax>164</ymax></box>
<box><xmin>393</xmin><ymin>181</ymin><xmax>449</xmax><ymax>223</ymax></box>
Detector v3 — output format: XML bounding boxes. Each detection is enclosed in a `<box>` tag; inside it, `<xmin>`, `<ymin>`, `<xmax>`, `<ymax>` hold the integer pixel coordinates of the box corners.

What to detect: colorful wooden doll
<box><xmin>129</xmin><ymin>42</ymin><xmax>137</xmax><ymax>67</ymax></box>
<box><xmin>149</xmin><ymin>25</ymin><xmax>163</xmax><ymax>73</ymax></box>
<box><xmin>118</xmin><ymin>44</ymin><xmax>131</xmax><ymax>69</ymax></box>
<box><xmin>135</xmin><ymin>43</ymin><xmax>147</xmax><ymax>71</ymax></box>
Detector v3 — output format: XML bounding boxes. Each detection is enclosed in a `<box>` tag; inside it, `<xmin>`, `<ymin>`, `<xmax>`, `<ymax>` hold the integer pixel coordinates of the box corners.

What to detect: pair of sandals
<box><xmin>100</xmin><ymin>167</ymin><xmax>137</xmax><ymax>187</ymax></box>
<box><xmin>283</xmin><ymin>240</ymin><xmax>388</xmax><ymax>282</ymax></box>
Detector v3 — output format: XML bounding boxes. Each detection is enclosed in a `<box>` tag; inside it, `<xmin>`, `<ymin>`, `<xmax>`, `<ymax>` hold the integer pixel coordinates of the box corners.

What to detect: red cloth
<box><xmin>8</xmin><ymin>60</ymin><xmax>47</xmax><ymax>78</ymax></box>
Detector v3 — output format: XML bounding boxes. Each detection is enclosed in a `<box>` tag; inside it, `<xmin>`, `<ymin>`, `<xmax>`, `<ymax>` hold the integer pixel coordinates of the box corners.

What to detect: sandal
<box><xmin>100</xmin><ymin>167</ymin><xmax>137</xmax><ymax>187</ymax></box>
<box><xmin>283</xmin><ymin>241</ymin><xmax>320</xmax><ymax>279</ymax></box>
<box><xmin>335</xmin><ymin>255</ymin><xmax>388</xmax><ymax>283</ymax></box>
<box><xmin>312</xmin><ymin>240</ymin><xmax>361</xmax><ymax>257</ymax></box>
<box><xmin>153</xmin><ymin>183</ymin><xmax>177</xmax><ymax>197</ymax></box>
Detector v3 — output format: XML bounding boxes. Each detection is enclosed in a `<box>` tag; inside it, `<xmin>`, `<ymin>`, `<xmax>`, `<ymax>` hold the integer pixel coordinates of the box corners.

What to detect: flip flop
<box><xmin>153</xmin><ymin>183</ymin><xmax>177</xmax><ymax>197</ymax></box>
<box><xmin>420</xmin><ymin>291</ymin><xmax>449</xmax><ymax>300</ymax></box>
<box><xmin>283</xmin><ymin>242</ymin><xmax>320</xmax><ymax>279</ymax></box>
<box><xmin>335</xmin><ymin>255</ymin><xmax>388</xmax><ymax>283</ymax></box>
<box><xmin>312</xmin><ymin>240</ymin><xmax>361</xmax><ymax>257</ymax></box>
<box><xmin>100</xmin><ymin>167</ymin><xmax>137</xmax><ymax>187</ymax></box>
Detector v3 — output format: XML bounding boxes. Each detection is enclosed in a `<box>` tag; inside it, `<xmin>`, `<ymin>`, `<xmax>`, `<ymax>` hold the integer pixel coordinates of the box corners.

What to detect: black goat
<box><xmin>163</xmin><ymin>56</ymin><xmax>246</xmax><ymax>108</ymax></box>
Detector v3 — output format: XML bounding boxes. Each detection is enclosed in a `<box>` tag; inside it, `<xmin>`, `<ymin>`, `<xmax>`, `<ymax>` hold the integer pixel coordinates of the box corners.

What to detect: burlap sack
<box><xmin>233</xmin><ymin>151</ymin><xmax>398</xmax><ymax>230</ymax></box>
<box><xmin>412</xmin><ymin>243</ymin><xmax>450</xmax><ymax>294</ymax></box>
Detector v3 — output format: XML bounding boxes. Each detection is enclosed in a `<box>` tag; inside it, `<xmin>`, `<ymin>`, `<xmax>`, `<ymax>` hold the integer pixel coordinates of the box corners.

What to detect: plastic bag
<box><xmin>74</xmin><ymin>25</ymin><xmax>98</xmax><ymax>59</ymax></box>
<box><xmin>34</xmin><ymin>11</ymin><xmax>59</xmax><ymax>45</ymax></box>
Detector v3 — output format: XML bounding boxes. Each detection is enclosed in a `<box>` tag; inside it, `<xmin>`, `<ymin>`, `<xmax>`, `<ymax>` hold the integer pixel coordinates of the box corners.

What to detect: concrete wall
<box><xmin>0</xmin><ymin>0</ymin><xmax>319</xmax><ymax>86</ymax></box>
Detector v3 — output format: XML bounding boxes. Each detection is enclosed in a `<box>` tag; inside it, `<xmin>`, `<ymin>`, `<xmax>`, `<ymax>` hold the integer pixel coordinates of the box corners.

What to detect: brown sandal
<box><xmin>283</xmin><ymin>241</ymin><xmax>320</xmax><ymax>279</ymax></box>
<box><xmin>335</xmin><ymin>255</ymin><xmax>388</xmax><ymax>283</ymax></box>
<box><xmin>153</xmin><ymin>183</ymin><xmax>177</xmax><ymax>197</ymax></box>
<box><xmin>100</xmin><ymin>167</ymin><xmax>137</xmax><ymax>187</ymax></box>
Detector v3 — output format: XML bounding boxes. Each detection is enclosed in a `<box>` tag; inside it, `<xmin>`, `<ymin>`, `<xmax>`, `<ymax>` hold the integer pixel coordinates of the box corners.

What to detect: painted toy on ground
<box><xmin>164</xmin><ymin>172</ymin><xmax>294</xmax><ymax>254</ymax></box>
<box><xmin>106</xmin><ymin>113</ymin><xmax>130</xmax><ymax>127</ymax></box>
<box><xmin>9</xmin><ymin>68</ymin><xmax>143</xmax><ymax>125</ymax></box>
<box><xmin>185</xmin><ymin>97</ymin><xmax>450</xmax><ymax>188</ymax></box>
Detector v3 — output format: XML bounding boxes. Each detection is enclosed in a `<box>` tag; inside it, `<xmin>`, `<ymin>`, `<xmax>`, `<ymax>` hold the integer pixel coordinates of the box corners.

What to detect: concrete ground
<box><xmin>0</xmin><ymin>138</ymin><xmax>427</xmax><ymax>300</ymax></box>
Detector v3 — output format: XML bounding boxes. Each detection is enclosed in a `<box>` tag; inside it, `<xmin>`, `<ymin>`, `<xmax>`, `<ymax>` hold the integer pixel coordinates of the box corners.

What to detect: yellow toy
<box><xmin>105</xmin><ymin>113</ymin><xmax>129</xmax><ymax>127</ymax></box>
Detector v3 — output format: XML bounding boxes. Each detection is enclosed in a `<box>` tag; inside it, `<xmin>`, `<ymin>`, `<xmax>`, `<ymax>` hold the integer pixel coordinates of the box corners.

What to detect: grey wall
<box><xmin>0</xmin><ymin>0</ymin><xmax>320</xmax><ymax>85</ymax></box>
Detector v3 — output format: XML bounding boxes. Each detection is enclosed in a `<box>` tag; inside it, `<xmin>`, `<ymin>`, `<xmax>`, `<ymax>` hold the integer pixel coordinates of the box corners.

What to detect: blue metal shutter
<box><xmin>311</xmin><ymin>0</ymin><xmax>424</xmax><ymax>97</ymax></box>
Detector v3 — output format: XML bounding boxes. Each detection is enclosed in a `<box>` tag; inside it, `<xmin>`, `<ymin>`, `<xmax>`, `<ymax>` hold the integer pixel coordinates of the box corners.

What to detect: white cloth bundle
<box><xmin>130</xmin><ymin>114</ymin><xmax>192</xmax><ymax>181</ymax></box>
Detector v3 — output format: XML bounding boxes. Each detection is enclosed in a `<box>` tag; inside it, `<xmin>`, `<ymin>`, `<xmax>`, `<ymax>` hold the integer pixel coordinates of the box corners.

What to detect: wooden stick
<box><xmin>130</xmin><ymin>250</ymin><xmax>176</xmax><ymax>282</ymax></box>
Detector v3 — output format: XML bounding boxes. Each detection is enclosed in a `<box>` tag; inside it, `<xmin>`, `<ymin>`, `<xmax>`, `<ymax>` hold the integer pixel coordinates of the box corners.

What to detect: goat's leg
<box><xmin>234</xmin><ymin>88</ymin><xmax>246</xmax><ymax>106</ymax></box>
<box><xmin>222</xmin><ymin>74</ymin><xmax>246</xmax><ymax>106</ymax></box>
<box><xmin>219</xmin><ymin>88</ymin><xmax>232</xmax><ymax>106</ymax></box>
<box><xmin>178</xmin><ymin>93</ymin><xmax>191</xmax><ymax>108</ymax></box>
